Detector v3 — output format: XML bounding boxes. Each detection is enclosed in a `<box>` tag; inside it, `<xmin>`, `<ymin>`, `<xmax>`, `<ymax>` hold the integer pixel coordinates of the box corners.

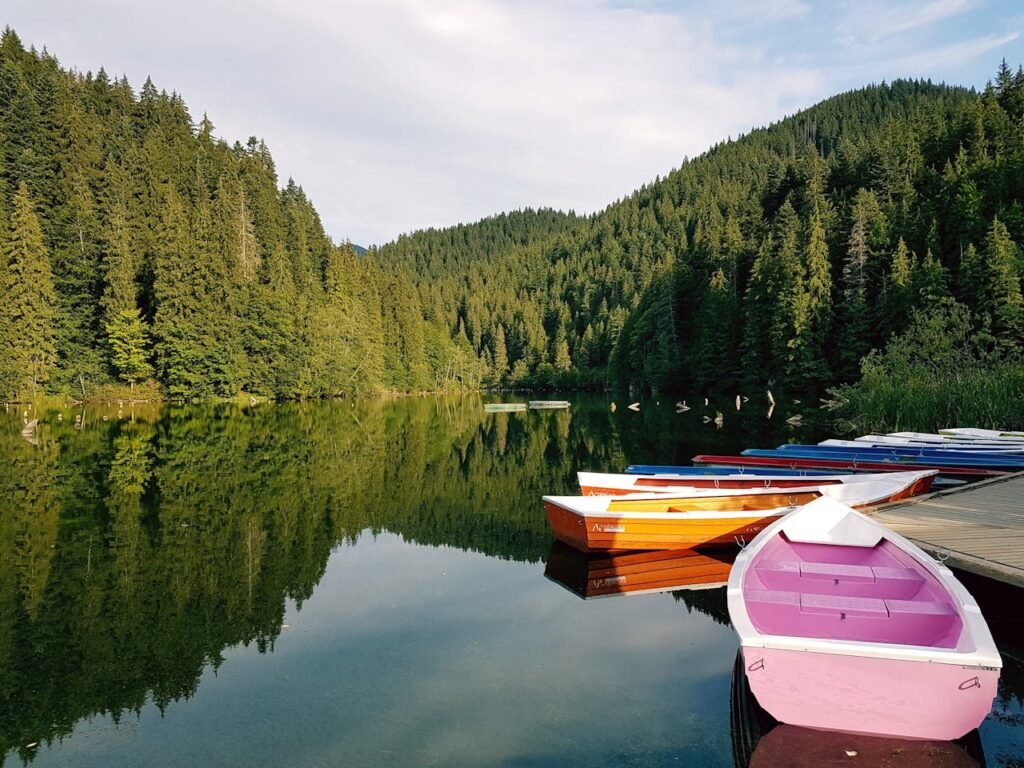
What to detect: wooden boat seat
<box><xmin>800</xmin><ymin>562</ymin><xmax>875</xmax><ymax>581</ymax></box>
<box><xmin>754</xmin><ymin>560</ymin><xmax>925</xmax><ymax>599</ymax></box>
<box><xmin>800</xmin><ymin>593</ymin><xmax>888</xmax><ymax>618</ymax></box>
<box><xmin>744</xmin><ymin>589</ymin><xmax>962</xmax><ymax>647</ymax></box>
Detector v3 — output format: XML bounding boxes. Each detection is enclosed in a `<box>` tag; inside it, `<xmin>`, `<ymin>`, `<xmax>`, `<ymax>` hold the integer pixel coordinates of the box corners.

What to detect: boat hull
<box><xmin>544</xmin><ymin>500</ymin><xmax>777</xmax><ymax>552</ymax></box>
<box><xmin>740</xmin><ymin>646</ymin><xmax>999</xmax><ymax>741</ymax></box>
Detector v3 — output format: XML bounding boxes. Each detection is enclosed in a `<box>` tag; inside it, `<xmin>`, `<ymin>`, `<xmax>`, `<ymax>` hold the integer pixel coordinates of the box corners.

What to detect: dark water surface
<box><xmin>1</xmin><ymin>395</ymin><xmax>1021</xmax><ymax>767</ymax></box>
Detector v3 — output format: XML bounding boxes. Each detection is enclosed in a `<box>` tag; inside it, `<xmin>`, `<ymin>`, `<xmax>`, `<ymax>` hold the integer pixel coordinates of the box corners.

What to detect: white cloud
<box><xmin>894</xmin><ymin>30</ymin><xmax>1021</xmax><ymax>71</ymax></box>
<box><xmin>4</xmin><ymin>0</ymin><xmax>1020</xmax><ymax>245</ymax></box>
<box><xmin>836</xmin><ymin>0</ymin><xmax>977</xmax><ymax>48</ymax></box>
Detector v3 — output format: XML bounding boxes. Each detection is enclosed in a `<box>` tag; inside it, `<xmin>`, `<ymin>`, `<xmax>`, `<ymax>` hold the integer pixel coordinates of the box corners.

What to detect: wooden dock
<box><xmin>874</xmin><ymin>472</ymin><xmax>1024</xmax><ymax>589</ymax></box>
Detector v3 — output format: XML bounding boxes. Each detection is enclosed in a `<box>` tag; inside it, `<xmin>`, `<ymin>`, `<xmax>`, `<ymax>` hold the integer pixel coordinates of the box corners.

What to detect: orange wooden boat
<box><xmin>543</xmin><ymin>471</ymin><xmax>936</xmax><ymax>553</ymax></box>
<box><xmin>544</xmin><ymin>541</ymin><xmax>735</xmax><ymax>598</ymax></box>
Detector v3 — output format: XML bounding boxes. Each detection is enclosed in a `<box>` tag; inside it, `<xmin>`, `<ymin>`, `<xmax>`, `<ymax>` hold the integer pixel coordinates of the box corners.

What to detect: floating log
<box><xmin>528</xmin><ymin>400</ymin><xmax>571</xmax><ymax>410</ymax></box>
<box><xmin>735</xmin><ymin>395</ymin><xmax>741</xmax><ymax>411</ymax></box>
<box><xmin>628</xmin><ymin>402</ymin><xmax>640</xmax><ymax>412</ymax></box>
<box><xmin>766</xmin><ymin>390</ymin><xmax>775</xmax><ymax>406</ymax></box>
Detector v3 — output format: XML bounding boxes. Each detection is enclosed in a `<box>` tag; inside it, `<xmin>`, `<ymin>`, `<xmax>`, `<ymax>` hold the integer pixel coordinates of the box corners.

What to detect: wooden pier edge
<box><xmin>871</xmin><ymin>471</ymin><xmax>1024</xmax><ymax>589</ymax></box>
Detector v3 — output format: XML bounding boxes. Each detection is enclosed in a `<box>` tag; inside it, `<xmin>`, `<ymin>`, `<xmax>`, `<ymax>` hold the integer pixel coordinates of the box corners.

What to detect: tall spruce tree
<box><xmin>0</xmin><ymin>183</ymin><xmax>57</xmax><ymax>399</ymax></box>
<box><xmin>106</xmin><ymin>308</ymin><xmax>152</xmax><ymax>390</ymax></box>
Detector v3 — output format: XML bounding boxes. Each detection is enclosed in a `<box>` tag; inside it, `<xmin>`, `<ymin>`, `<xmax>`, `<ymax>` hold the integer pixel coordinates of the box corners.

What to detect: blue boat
<box><xmin>624</xmin><ymin>464</ymin><xmax>835</xmax><ymax>477</ymax></box>
<box><xmin>742</xmin><ymin>447</ymin><xmax>1024</xmax><ymax>471</ymax></box>
<box><xmin>781</xmin><ymin>443</ymin><xmax>1024</xmax><ymax>462</ymax></box>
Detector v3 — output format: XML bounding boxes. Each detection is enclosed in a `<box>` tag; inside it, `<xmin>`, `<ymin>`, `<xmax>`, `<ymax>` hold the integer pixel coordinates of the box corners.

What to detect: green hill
<box><xmin>385</xmin><ymin>74</ymin><xmax>1024</xmax><ymax>395</ymax></box>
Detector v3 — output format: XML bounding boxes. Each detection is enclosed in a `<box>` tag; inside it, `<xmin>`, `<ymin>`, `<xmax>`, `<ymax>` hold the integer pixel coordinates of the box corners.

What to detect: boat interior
<box><xmin>743</xmin><ymin>534</ymin><xmax>964</xmax><ymax>648</ymax></box>
<box><xmin>608</xmin><ymin>492</ymin><xmax>820</xmax><ymax>513</ymax></box>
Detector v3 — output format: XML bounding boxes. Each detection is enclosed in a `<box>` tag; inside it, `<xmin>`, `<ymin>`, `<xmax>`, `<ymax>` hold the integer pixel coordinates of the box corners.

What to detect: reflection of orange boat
<box><xmin>544</xmin><ymin>541</ymin><xmax>735</xmax><ymax>599</ymax></box>
<box><xmin>543</xmin><ymin>472</ymin><xmax>933</xmax><ymax>552</ymax></box>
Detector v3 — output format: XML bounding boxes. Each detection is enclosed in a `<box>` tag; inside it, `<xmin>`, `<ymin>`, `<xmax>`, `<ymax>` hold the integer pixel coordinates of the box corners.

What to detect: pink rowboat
<box><xmin>727</xmin><ymin>497</ymin><xmax>1001</xmax><ymax>740</ymax></box>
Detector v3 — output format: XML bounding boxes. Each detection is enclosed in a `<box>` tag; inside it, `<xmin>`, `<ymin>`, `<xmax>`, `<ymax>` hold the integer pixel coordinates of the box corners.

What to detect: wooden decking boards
<box><xmin>873</xmin><ymin>472</ymin><xmax>1024</xmax><ymax>588</ymax></box>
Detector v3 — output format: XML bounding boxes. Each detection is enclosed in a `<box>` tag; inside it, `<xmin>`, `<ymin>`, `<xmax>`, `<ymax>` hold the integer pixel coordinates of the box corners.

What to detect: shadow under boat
<box><xmin>729</xmin><ymin>650</ymin><xmax>987</xmax><ymax>768</ymax></box>
<box><xmin>544</xmin><ymin>540</ymin><xmax>736</xmax><ymax>599</ymax></box>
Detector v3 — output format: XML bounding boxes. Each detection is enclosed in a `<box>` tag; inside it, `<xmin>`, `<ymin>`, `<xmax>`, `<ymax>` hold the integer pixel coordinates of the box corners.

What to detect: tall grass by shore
<box><xmin>826</xmin><ymin>302</ymin><xmax>1024</xmax><ymax>434</ymax></box>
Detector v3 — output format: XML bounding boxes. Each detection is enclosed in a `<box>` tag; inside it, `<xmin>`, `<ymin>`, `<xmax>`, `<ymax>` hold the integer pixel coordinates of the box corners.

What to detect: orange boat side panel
<box><xmin>544</xmin><ymin>501</ymin><xmax>776</xmax><ymax>552</ymax></box>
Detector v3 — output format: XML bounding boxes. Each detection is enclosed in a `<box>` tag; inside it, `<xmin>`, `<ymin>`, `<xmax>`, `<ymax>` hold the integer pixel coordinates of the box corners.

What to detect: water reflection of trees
<box><xmin>0</xmin><ymin>397</ymin><xmax>632</xmax><ymax>760</ymax></box>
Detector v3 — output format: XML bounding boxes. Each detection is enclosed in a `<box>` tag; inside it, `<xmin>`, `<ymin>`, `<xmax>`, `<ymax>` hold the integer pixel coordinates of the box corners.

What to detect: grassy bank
<box><xmin>826</xmin><ymin>302</ymin><xmax>1024</xmax><ymax>434</ymax></box>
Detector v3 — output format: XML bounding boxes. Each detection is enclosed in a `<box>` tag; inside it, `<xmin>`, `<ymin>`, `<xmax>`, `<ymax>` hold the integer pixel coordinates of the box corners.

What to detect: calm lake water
<box><xmin>1</xmin><ymin>395</ymin><xmax>1021</xmax><ymax>767</ymax></box>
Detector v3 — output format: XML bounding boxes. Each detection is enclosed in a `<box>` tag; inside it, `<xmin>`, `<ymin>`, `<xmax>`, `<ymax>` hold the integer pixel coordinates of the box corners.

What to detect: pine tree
<box><xmin>491</xmin><ymin>325</ymin><xmax>508</xmax><ymax>384</ymax></box>
<box><xmin>0</xmin><ymin>183</ymin><xmax>57</xmax><ymax>399</ymax></box>
<box><xmin>551</xmin><ymin>324</ymin><xmax>571</xmax><ymax>372</ymax></box>
<box><xmin>789</xmin><ymin>202</ymin><xmax>832</xmax><ymax>389</ymax></box>
<box><xmin>106</xmin><ymin>308</ymin><xmax>152</xmax><ymax>390</ymax></box>
<box><xmin>836</xmin><ymin>202</ymin><xmax>872</xmax><ymax>380</ymax></box>
<box><xmin>914</xmin><ymin>249</ymin><xmax>949</xmax><ymax>305</ymax></box>
<box><xmin>885</xmin><ymin>238</ymin><xmax>914</xmax><ymax>336</ymax></box>
<box><xmin>983</xmin><ymin>217</ymin><xmax>1024</xmax><ymax>339</ymax></box>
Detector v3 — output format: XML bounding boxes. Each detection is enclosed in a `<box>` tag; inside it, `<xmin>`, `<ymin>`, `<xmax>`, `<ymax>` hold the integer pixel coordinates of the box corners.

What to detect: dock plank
<box><xmin>873</xmin><ymin>471</ymin><xmax>1024</xmax><ymax>588</ymax></box>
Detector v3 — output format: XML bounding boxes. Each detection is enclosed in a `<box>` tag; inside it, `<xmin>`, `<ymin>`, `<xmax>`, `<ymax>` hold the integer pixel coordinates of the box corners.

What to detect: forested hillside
<box><xmin>0</xmin><ymin>28</ymin><xmax>510</xmax><ymax>401</ymax></box>
<box><xmin>384</xmin><ymin>66</ymin><xmax>1024</xmax><ymax>395</ymax></box>
<box><xmin>1</xmin><ymin>24</ymin><xmax>1023</xmax><ymax>400</ymax></box>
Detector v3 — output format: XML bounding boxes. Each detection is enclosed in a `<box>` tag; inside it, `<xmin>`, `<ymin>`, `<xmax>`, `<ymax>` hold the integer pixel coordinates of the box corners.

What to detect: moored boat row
<box><xmin>541</xmin><ymin>425</ymin><xmax>1016</xmax><ymax>741</ymax></box>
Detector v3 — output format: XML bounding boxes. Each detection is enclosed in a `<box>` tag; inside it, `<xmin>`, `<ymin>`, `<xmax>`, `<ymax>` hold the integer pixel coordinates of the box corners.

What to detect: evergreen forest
<box><xmin>2</xmin><ymin>26</ymin><xmax>1024</xmax><ymax>401</ymax></box>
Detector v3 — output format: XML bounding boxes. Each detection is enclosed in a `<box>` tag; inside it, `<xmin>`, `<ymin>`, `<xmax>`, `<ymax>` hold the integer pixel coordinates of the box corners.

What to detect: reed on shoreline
<box><xmin>826</xmin><ymin>302</ymin><xmax>1024</xmax><ymax>434</ymax></box>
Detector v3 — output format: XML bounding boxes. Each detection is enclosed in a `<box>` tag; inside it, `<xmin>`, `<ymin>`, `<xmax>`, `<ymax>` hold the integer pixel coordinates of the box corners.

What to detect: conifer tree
<box><xmin>836</xmin><ymin>202</ymin><xmax>873</xmax><ymax>380</ymax></box>
<box><xmin>551</xmin><ymin>324</ymin><xmax>572</xmax><ymax>372</ymax></box>
<box><xmin>491</xmin><ymin>325</ymin><xmax>509</xmax><ymax>384</ymax></box>
<box><xmin>789</xmin><ymin>202</ymin><xmax>832</xmax><ymax>388</ymax></box>
<box><xmin>982</xmin><ymin>217</ymin><xmax>1024</xmax><ymax>339</ymax></box>
<box><xmin>914</xmin><ymin>249</ymin><xmax>950</xmax><ymax>305</ymax></box>
<box><xmin>106</xmin><ymin>308</ymin><xmax>152</xmax><ymax>390</ymax></box>
<box><xmin>0</xmin><ymin>183</ymin><xmax>56</xmax><ymax>399</ymax></box>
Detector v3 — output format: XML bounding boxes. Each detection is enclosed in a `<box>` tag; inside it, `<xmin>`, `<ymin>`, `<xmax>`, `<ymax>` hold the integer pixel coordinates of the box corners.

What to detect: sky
<box><xmin>6</xmin><ymin>0</ymin><xmax>1024</xmax><ymax>246</ymax></box>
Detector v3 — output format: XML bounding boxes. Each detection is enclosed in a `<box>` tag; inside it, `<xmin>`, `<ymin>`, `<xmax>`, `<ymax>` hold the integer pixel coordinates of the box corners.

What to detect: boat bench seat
<box><xmin>745</xmin><ymin>589</ymin><xmax>962</xmax><ymax>647</ymax></box>
<box><xmin>800</xmin><ymin>592</ymin><xmax>888</xmax><ymax>618</ymax></box>
<box><xmin>753</xmin><ymin>559</ymin><xmax>925</xmax><ymax>599</ymax></box>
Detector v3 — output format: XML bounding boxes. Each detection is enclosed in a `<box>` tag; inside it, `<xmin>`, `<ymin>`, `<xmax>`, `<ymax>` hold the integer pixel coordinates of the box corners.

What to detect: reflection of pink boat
<box><xmin>748</xmin><ymin>725</ymin><xmax>983</xmax><ymax>768</ymax></box>
<box><xmin>727</xmin><ymin>497</ymin><xmax>1001</xmax><ymax>740</ymax></box>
